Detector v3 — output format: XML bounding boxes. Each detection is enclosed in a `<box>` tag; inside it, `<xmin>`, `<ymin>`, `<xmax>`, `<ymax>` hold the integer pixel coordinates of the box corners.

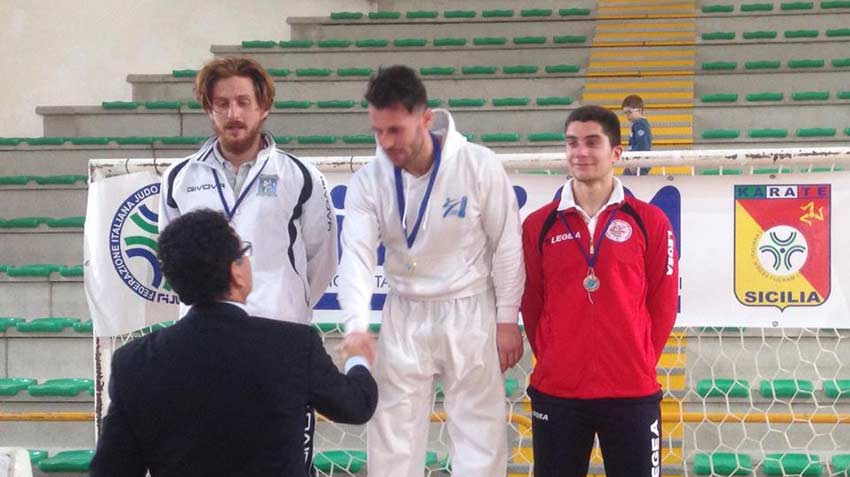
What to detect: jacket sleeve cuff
<box><xmin>344</xmin><ymin>356</ymin><xmax>370</xmax><ymax>373</ymax></box>
<box><xmin>496</xmin><ymin>305</ymin><xmax>520</xmax><ymax>324</ymax></box>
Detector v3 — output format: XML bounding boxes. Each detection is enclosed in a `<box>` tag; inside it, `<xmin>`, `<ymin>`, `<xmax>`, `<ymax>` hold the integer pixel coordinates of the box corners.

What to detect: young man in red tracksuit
<box><xmin>521</xmin><ymin>105</ymin><xmax>679</xmax><ymax>477</ymax></box>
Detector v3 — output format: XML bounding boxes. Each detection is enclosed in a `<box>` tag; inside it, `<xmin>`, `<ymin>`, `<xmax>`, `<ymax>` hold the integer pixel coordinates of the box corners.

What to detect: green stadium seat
<box><xmin>763</xmin><ymin>453</ymin><xmax>822</xmax><ymax>476</ymax></box>
<box><xmin>330</xmin><ymin>11</ymin><xmax>363</xmax><ymax>20</ymax></box>
<box><xmin>316</xmin><ymin>100</ymin><xmax>357</xmax><ymax>109</ymax></box>
<box><xmin>537</xmin><ymin>96</ymin><xmax>574</xmax><ymax>106</ymax></box>
<box><xmin>273</xmin><ymin>136</ymin><xmax>293</xmax><ymax>144</ymax></box>
<box><xmin>503</xmin><ymin>65</ymin><xmax>539</xmax><ymax>74</ymax></box>
<box><xmin>472</xmin><ymin>37</ymin><xmax>507</xmax><ymax>45</ymax></box>
<box><xmin>0</xmin><ymin>317</ymin><xmax>24</xmax><ymax>331</ymax></box>
<box><xmin>788</xmin><ymin>59</ymin><xmax>825</xmax><ymax>68</ymax></box>
<box><xmin>753</xmin><ymin>167</ymin><xmax>791</xmax><ymax>174</ymax></box>
<box><xmin>295</xmin><ymin>68</ymin><xmax>332</xmax><ymax>77</ymax></box>
<box><xmin>781</xmin><ymin>0</ymin><xmax>814</xmax><ymax>8</ymax></box>
<box><xmin>824</xmin><ymin>379</ymin><xmax>850</xmax><ymax>398</ymax></box>
<box><xmin>0</xmin><ymin>217</ymin><xmax>49</xmax><ymax>228</ymax></box>
<box><xmin>172</xmin><ymin>69</ymin><xmax>197</xmax><ymax>78</ymax></box>
<box><xmin>742</xmin><ymin>30</ymin><xmax>777</xmax><ymax>39</ymax></box>
<box><xmin>826</xmin><ymin>28</ymin><xmax>850</xmax><ymax>37</ymax></box>
<box><xmin>393</xmin><ymin>38</ymin><xmax>428</xmax><ymax>47</ymax></box>
<box><xmin>0</xmin><ymin>175</ymin><xmax>30</xmax><ymax>185</ymax></box>
<box><xmin>746</xmin><ymin>92</ymin><xmax>784</xmax><ymax>101</ymax></box>
<box><xmin>72</xmin><ymin>320</ymin><xmax>93</xmax><ymax>333</ymax></box>
<box><xmin>461</xmin><ymin>66</ymin><xmax>498</xmax><ymax>75</ymax></box>
<box><xmin>406</xmin><ymin>10</ymin><xmax>439</xmax><ymax>19</ymax></box>
<box><xmin>560</xmin><ymin>8</ymin><xmax>592</xmax><ymax>15</ymax></box>
<box><xmin>69</xmin><ymin>136</ymin><xmax>109</xmax><ymax>145</ymax></box>
<box><xmin>832</xmin><ymin>58</ymin><xmax>850</xmax><ymax>67</ymax></box>
<box><xmin>759</xmin><ymin>379</ymin><xmax>814</xmax><ymax>398</ymax></box>
<box><xmin>25</xmin><ymin>137</ymin><xmax>66</xmax><ymax>146</ymax></box>
<box><xmin>749</xmin><ymin>128</ymin><xmax>788</xmax><ymax>138</ymax></box>
<box><xmin>522</xmin><ymin>8</ymin><xmax>554</xmax><ymax>16</ymax></box>
<box><xmin>102</xmin><ymin>101</ymin><xmax>139</xmax><ymax>110</ymax></box>
<box><xmin>792</xmin><ymin>91</ymin><xmax>830</xmax><ymax>101</ymax></box>
<box><xmin>480</xmin><ymin>133</ymin><xmax>521</xmax><ymax>142</ymax></box>
<box><xmin>745</xmin><ymin>60</ymin><xmax>780</xmax><ymax>69</ymax></box>
<box><xmin>297</xmin><ymin>136</ymin><xmax>336</xmax><ymax>144</ymax></box>
<box><xmin>0</xmin><ymin>264</ymin><xmax>7</xmax><ymax>273</ymax></box>
<box><xmin>337</xmin><ymin>68</ymin><xmax>373</xmax><ymax>77</ymax></box>
<box><xmin>448</xmin><ymin>98</ymin><xmax>487</xmax><ymax>107</ymax></box>
<box><xmin>6</xmin><ymin>264</ymin><xmax>62</xmax><ymax>278</ymax></box>
<box><xmin>275</xmin><ymin>100</ymin><xmax>313</xmax><ymax>109</ymax></box>
<box><xmin>420</xmin><ymin>66</ymin><xmax>456</xmax><ymax>75</ymax></box>
<box><xmin>112</xmin><ymin>136</ymin><xmax>154</xmax><ymax>145</ymax></box>
<box><xmin>797</xmin><ymin>127</ymin><xmax>836</xmax><ymax>137</ymax></box>
<box><xmin>317</xmin><ymin>40</ymin><xmax>351</xmax><ymax>48</ymax></box>
<box><xmin>241</xmin><ymin>40</ymin><xmax>275</xmax><ymax>48</ymax></box>
<box><xmin>513</xmin><ymin>36</ymin><xmax>547</xmax><ymax>45</ymax></box>
<box><xmin>46</xmin><ymin>216</ymin><xmax>85</xmax><ymax>228</ymax></box>
<box><xmin>785</xmin><ymin>29</ymin><xmax>819</xmax><ymax>38</ymax></box>
<box><xmin>17</xmin><ymin>317</ymin><xmax>79</xmax><ymax>332</ymax></box>
<box><xmin>702</xmin><ymin>4</ymin><xmax>736</xmax><ymax>12</ymax></box>
<box><xmin>29</xmin><ymin>378</ymin><xmax>93</xmax><ymax>397</ymax></box>
<box><xmin>342</xmin><ymin>135</ymin><xmax>375</xmax><ymax>145</ymax></box>
<box><xmin>701</xmin><ymin>93</ymin><xmax>739</xmax><ymax>102</ymax></box>
<box><xmin>702</xmin><ymin>129</ymin><xmax>741</xmax><ymax>139</ymax></box>
<box><xmin>160</xmin><ymin>136</ymin><xmax>206</xmax><ymax>145</ymax></box>
<box><xmin>702</xmin><ymin>32</ymin><xmax>736</xmax><ymax>40</ymax></box>
<box><xmin>741</xmin><ymin>2</ymin><xmax>775</xmax><ymax>9</ymax></box>
<box><xmin>0</xmin><ymin>378</ymin><xmax>36</xmax><ymax>396</ymax></box>
<box><xmin>693</xmin><ymin>452</ymin><xmax>753</xmax><ymax>476</ymax></box>
<box><xmin>186</xmin><ymin>100</ymin><xmax>203</xmax><ymax>109</ymax></box>
<box><xmin>279</xmin><ymin>40</ymin><xmax>313</xmax><ymax>48</ymax></box>
<box><xmin>38</xmin><ymin>450</ymin><xmax>95</xmax><ymax>473</ymax></box>
<box><xmin>434</xmin><ymin>37</ymin><xmax>467</xmax><ymax>46</ymax></box>
<box><xmin>822</xmin><ymin>0</ymin><xmax>850</xmax><ymax>6</ymax></box>
<box><xmin>553</xmin><ymin>35</ymin><xmax>587</xmax><ymax>43</ymax></box>
<box><xmin>696</xmin><ymin>378</ymin><xmax>750</xmax><ymax>397</ymax></box>
<box><xmin>545</xmin><ymin>64</ymin><xmax>580</xmax><ymax>73</ymax></box>
<box><xmin>28</xmin><ymin>450</ymin><xmax>48</xmax><ymax>465</ymax></box>
<box><xmin>482</xmin><ymin>9</ymin><xmax>514</xmax><ymax>17</ymax></box>
<box><xmin>427</xmin><ymin>99</ymin><xmax>442</xmax><ymax>107</ymax></box>
<box><xmin>355</xmin><ymin>39</ymin><xmax>389</xmax><ymax>48</ymax></box>
<box><xmin>60</xmin><ymin>265</ymin><xmax>84</xmax><ymax>277</ymax></box>
<box><xmin>266</xmin><ymin>68</ymin><xmax>290</xmax><ymax>77</ymax></box>
<box><xmin>0</xmin><ymin>138</ymin><xmax>22</xmax><ymax>146</ymax></box>
<box><xmin>313</xmin><ymin>450</ymin><xmax>366</xmax><ymax>473</ymax></box>
<box><xmin>528</xmin><ymin>132</ymin><xmax>565</xmax><ymax>142</ymax></box>
<box><xmin>33</xmin><ymin>175</ymin><xmax>87</xmax><ymax>185</ymax></box>
<box><xmin>368</xmin><ymin>11</ymin><xmax>401</xmax><ymax>20</ymax></box>
<box><xmin>444</xmin><ymin>10</ymin><xmax>476</xmax><ymax>18</ymax></box>
<box><xmin>492</xmin><ymin>97</ymin><xmax>530</xmax><ymax>107</ymax></box>
<box><xmin>702</xmin><ymin>61</ymin><xmax>737</xmax><ymax>70</ymax></box>
<box><xmin>833</xmin><ymin>455</ymin><xmax>850</xmax><ymax>473</ymax></box>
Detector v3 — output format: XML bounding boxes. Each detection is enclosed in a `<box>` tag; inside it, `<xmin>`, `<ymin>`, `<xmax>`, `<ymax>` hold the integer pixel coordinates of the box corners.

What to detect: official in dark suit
<box><xmin>90</xmin><ymin>209</ymin><xmax>378</xmax><ymax>477</ymax></box>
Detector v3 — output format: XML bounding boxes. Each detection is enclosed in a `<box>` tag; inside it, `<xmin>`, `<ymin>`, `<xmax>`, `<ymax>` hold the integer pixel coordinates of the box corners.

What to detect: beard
<box><xmin>216</xmin><ymin>119</ymin><xmax>264</xmax><ymax>156</ymax></box>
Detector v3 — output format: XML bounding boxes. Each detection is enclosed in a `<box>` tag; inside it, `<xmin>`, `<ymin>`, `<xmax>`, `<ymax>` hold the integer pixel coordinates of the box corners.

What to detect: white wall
<box><xmin>0</xmin><ymin>0</ymin><xmax>372</xmax><ymax>137</ymax></box>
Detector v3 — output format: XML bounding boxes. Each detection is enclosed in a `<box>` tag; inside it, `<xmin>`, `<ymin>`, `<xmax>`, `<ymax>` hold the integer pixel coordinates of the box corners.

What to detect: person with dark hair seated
<box><xmin>90</xmin><ymin>209</ymin><xmax>377</xmax><ymax>477</ymax></box>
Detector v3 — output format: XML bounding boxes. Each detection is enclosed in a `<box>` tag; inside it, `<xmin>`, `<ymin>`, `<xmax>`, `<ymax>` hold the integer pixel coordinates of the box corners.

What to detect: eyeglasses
<box><xmin>211</xmin><ymin>97</ymin><xmax>258</xmax><ymax>116</ymax></box>
<box><xmin>239</xmin><ymin>240</ymin><xmax>253</xmax><ymax>258</ymax></box>
<box><xmin>622</xmin><ymin>108</ymin><xmax>637</xmax><ymax>115</ymax></box>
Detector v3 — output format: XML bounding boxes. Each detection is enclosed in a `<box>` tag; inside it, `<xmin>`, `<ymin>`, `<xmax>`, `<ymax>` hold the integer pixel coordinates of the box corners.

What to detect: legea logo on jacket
<box><xmin>442</xmin><ymin>196</ymin><xmax>468</xmax><ymax>218</ymax></box>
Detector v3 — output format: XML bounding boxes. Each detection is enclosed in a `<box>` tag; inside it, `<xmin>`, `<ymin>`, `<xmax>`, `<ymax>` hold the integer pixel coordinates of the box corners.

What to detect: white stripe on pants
<box><xmin>367</xmin><ymin>289</ymin><xmax>507</xmax><ymax>477</ymax></box>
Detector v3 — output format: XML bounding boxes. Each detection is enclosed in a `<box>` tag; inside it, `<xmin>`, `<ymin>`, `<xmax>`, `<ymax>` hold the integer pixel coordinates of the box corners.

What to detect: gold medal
<box><xmin>583</xmin><ymin>268</ymin><xmax>600</xmax><ymax>292</ymax></box>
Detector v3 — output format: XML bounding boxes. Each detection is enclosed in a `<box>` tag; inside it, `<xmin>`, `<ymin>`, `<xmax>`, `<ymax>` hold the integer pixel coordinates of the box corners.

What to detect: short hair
<box><xmin>364</xmin><ymin>65</ymin><xmax>428</xmax><ymax>112</ymax></box>
<box><xmin>621</xmin><ymin>94</ymin><xmax>645</xmax><ymax>110</ymax></box>
<box><xmin>194</xmin><ymin>57</ymin><xmax>275</xmax><ymax>112</ymax></box>
<box><xmin>564</xmin><ymin>105</ymin><xmax>622</xmax><ymax>148</ymax></box>
<box><xmin>157</xmin><ymin>209</ymin><xmax>241</xmax><ymax>306</ymax></box>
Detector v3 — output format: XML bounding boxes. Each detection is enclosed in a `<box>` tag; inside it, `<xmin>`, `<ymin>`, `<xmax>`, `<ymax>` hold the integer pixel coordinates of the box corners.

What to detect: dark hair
<box><xmin>621</xmin><ymin>94</ymin><xmax>645</xmax><ymax>110</ymax></box>
<box><xmin>157</xmin><ymin>209</ymin><xmax>241</xmax><ymax>305</ymax></box>
<box><xmin>195</xmin><ymin>57</ymin><xmax>275</xmax><ymax>112</ymax></box>
<box><xmin>564</xmin><ymin>105</ymin><xmax>621</xmax><ymax>148</ymax></box>
<box><xmin>364</xmin><ymin>65</ymin><xmax>428</xmax><ymax>112</ymax></box>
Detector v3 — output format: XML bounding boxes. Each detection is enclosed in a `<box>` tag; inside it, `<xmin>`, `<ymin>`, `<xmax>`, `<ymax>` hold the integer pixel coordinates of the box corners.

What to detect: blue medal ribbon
<box><xmin>212</xmin><ymin>157</ymin><xmax>270</xmax><ymax>220</ymax></box>
<box><xmin>557</xmin><ymin>208</ymin><xmax>619</xmax><ymax>269</ymax></box>
<box><xmin>394</xmin><ymin>133</ymin><xmax>442</xmax><ymax>249</ymax></box>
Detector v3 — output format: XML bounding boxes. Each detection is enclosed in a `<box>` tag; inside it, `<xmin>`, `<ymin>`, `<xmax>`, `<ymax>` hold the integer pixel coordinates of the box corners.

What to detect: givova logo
<box><xmin>109</xmin><ymin>183</ymin><xmax>179</xmax><ymax>304</ymax></box>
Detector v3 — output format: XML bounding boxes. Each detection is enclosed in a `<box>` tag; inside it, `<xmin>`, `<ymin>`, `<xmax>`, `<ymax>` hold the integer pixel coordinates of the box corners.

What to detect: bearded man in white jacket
<box><xmin>337</xmin><ymin>65</ymin><xmax>525</xmax><ymax>477</ymax></box>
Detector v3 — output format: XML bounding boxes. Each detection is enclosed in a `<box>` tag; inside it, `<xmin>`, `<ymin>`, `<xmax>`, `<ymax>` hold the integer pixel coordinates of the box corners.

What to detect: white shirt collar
<box><xmin>557</xmin><ymin>177</ymin><xmax>625</xmax><ymax>219</ymax></box>
<box><xmin>220</xmin><ymin>300</ymin><xmax>248</xmax><ymax>313</ymax></box>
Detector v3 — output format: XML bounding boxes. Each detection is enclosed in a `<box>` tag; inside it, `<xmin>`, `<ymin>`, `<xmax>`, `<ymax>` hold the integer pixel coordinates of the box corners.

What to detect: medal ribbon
<box><xmin>394</xmin><ymin>133</ymin><xmax>442</xmax><ymax>249</ymax></box>
<box><xmin>557</xmin><ymin>208</ymin><xmax>620</xmax><ymax>269</ymax></box>
<box><xmin>212</xmin><ymin>157</ymin><xmax>270</xmax><ymax>220</ymax></box>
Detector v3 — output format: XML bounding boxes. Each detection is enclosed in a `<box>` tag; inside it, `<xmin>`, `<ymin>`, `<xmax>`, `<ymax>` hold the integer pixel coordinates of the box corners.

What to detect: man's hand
<box><xmin>340</xmin><ymin>331</ymin><xmax>377</xmax><ymax>367</ymax></box>
<box><xmin>496</xmin><ymin>323</ymin><xmax>523</xmax><ymax>373</ymax></box>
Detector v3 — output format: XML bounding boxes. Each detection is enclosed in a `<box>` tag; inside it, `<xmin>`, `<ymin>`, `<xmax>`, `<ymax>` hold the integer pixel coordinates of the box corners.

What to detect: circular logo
<box><xmin>109</xmin><ymin>183</ymin><xmax>178</xmax><ymax>303</ymax></box>
<box><xmin>606</xmin><ymin>219</ymin><xmax>633</xmax><ymax>243</ymax></box>
<box><xmin>756</xmin><ymin>225</ymin><xmax>808</xmax><ymax>276</ymax></box>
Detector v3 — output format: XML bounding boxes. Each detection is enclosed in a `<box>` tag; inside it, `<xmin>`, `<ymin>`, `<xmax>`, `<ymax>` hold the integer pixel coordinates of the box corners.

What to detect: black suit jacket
<box><xmin>90</xmin><ymin>302</ymin><xmax>377</xmax><ymax>477</ymax></box>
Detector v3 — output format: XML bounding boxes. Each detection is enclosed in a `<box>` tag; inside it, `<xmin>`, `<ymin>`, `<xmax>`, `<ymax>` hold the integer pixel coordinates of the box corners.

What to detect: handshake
<box><xmin>339</xmin><ymin>331</ymin><xmax>377</xmax><ymax>367</ymax></box>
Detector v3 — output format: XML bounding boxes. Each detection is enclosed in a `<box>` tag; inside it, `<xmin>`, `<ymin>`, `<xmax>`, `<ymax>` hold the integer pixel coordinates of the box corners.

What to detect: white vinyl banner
<box><xmin>85</xmin><ymin>166</ymin><xmax>850</xmax><ymax>337</ymax></box>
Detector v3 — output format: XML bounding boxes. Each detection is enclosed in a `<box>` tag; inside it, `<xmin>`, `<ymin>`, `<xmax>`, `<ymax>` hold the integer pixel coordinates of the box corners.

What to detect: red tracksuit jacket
<box><xmin>521</xmin><ymin>195</ymin><xmax>679</xmax><ymax>399</ymax></box>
